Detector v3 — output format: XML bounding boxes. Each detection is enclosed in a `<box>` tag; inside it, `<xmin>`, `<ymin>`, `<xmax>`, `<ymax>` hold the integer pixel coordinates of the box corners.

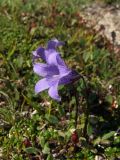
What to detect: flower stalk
<box><xmin>73</xmin><ymin>75</ymin><xmax>89</xmax><ymax>141</ymax></box>
<box><xmin>81</xmin><ymin>76</ymin><xmax>89</xmax><ymax>140</ymax></box>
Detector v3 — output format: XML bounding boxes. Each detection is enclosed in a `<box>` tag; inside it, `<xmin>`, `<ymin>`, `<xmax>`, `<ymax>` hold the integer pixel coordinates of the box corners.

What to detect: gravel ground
<box><xmin>81</xmin><ymin>1</ymin><xmax>120</xmax><ymax>46</ymax></box>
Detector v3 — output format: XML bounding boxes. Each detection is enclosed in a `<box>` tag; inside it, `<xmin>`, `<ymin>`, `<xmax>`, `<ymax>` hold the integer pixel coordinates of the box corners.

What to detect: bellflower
<box><xmin>32</xmin><ymin>39</ymin><xmax>64</xmax><ymax>61</ymax></box>
<box><xmin>33</xmin><ymin>39</ymin><xmax>80</xmax><ymax>101</ymax></box>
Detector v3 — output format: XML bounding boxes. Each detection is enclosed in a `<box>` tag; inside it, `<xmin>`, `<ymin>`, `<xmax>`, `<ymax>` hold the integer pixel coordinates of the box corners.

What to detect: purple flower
<box><xmin>32</xmin><ymin>39</ymin><xmax>64</xmax><ymax>61</ymax></box>
<box><xmin>33</xmin><ymin>39</ymin><xmax>80</xmax><ymax>101</ymax></box>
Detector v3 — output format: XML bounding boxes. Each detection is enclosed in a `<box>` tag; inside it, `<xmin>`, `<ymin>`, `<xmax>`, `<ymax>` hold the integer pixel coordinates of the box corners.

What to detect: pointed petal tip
<box><xmin>51</xmin><ymin>96</ymin><xmax>61</xmax><ymax>102</ymax></box>
<box><xmin>48</xmin><ymin>83</ymin><xmax>61</xmax><ymax>101</ymax></box>
<box><xmin>47</xmin><ymin>39</ymin><xmax>64</xmax><ymax>50</ymax></box>
<box><xmin>35</xmin><ymin>84</ymin><xmax>41</xmax><ymax>94</ymax></box>
<box><xmin>35</xmin><ymin>79</ymin><xmax>49</xmax><ymax>94</ymax></box>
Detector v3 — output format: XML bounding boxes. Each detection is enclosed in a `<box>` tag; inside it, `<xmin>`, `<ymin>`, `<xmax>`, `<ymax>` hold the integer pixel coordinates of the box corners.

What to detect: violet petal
<box><xmin>33</xmin><ymin>63</ymin><xmax>59</xmax><ymax>77</ymax></box>
<box><xmin>47</xmin><ymin>39</ymin><xmax>64</xmax><ymax>49</ymax></box>
<box><xmin>35</xmin><ymin>78</ymin><xmax>49</xmax><ymax>93</ymax></box>
<box><xmin>48</xmin><ymin>81</ymin><xmax>61</xmax><ymax>101</ymax></box>
<box><xmin>33</xmin><ymin>47</ymin><xmax>45</xmax><ymax>61</ymax></box>
<box><xmin>45</xmin><ymin>49</ymin><xmax>66</xmax><ymax>68</ymax></box>
<box><xmin>59</xmin><ymin>70</ymin><xmax>80</xmax><ymax>85</ymax></box>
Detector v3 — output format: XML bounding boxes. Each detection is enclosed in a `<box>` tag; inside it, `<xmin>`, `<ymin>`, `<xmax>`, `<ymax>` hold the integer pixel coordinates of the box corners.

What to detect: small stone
<box><xmin>95</xmin><ymin>155</ymin><xmax>106</xmax><ymax>160</ymax></box>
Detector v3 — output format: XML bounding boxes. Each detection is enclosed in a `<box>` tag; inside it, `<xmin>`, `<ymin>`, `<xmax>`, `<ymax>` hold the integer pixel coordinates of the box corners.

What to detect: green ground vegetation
<box><xmin>0</xmin><ymin>0</ymin><xmax>120</xmax><ymax>159</ymax></box>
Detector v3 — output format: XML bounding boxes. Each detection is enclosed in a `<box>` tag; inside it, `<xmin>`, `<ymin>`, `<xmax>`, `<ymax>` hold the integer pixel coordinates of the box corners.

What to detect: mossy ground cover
<box><xmin>0</xmin><ymin>0</ymin><xmax>120</xmax><ymax>159</ymax></box>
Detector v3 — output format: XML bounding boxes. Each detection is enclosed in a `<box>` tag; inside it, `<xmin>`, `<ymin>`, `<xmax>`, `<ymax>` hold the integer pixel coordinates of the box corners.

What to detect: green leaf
<box><xmin>102</xmin><ymin>131</ymin><xmax>115</xmax><ymax>141</ymax></box>
<box><xmin>15</xmin><ymin>55</ymin><xmax>23</xmax><ymax>68</ymax></box>
<box><xmin>87</xmin><ymin>123</ymin><xmax>93</xmax><ymax>136</ymax></box>
<box><xmin>42</xmin><ymin>143</ymin><xmax>50</xmax><ymax>154</ymax></box>
<box><xmin>0</xmin><ymin>102</ymin><xmax>15</xmax><ymax>125</ymax></box>
<box><xmin>57</xmin><ymin>105</ymin><xmax>65</xmax><ymax>116</ymax></box>
<box><xmin>39</xmin><ymin>136</ymin><xmax>45</xmax><ymax>148</ymax></box>
<box><xmin>7</xmin><ymin>45</ymin><xmax>16</xmax><ymax>60</ymax></box>
<box><xmin>25</xmin><ymin>147</ymin><xmax>38</xmax><ymax>154</ymax></box>
<box><xmin>45</xmin><ymin>114</ymin><xmax>59</xmax><ymax>124</ymax></box>
<box><xmin>83</xmin><ymin>52</ymin><xmax>90</xmax><ymax>62</ymax></box>
<box><xmin>47</xmin><ymin>154</ymin><xmax>53</xmax><ymax>160</ymax></box>
<box><xmin>93</xmin><ymin>137</ymin><xmax>101</xmax><ymax>145</ymax></box>
<box><xmin>105</xmin><ymin>95</ymin><xmax>113</xmax><ymax>103</ymax></box>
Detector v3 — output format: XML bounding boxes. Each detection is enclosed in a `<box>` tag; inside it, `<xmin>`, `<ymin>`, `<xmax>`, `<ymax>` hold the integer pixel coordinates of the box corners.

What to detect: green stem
<box><xmin>73</xmin><ymin>74</ymin><xmax>89</xmax><ymax>139</ymax></box>
<box><xmin>74</xmin><ymin>87</ymin><xmax>79</xmax><ymax>129</ymax></box>
<box><xmin>81</xmin><ymin>76</ymin><xmax>89</xmax><ymax>140</ymax></box>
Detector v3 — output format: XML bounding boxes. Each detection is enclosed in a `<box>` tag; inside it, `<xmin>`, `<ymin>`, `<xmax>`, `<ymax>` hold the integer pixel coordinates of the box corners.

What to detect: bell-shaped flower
<box><xmin>33</xmin><ymin>39</ymin><xmax>80</xmax><ymax>101</ymax></box>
